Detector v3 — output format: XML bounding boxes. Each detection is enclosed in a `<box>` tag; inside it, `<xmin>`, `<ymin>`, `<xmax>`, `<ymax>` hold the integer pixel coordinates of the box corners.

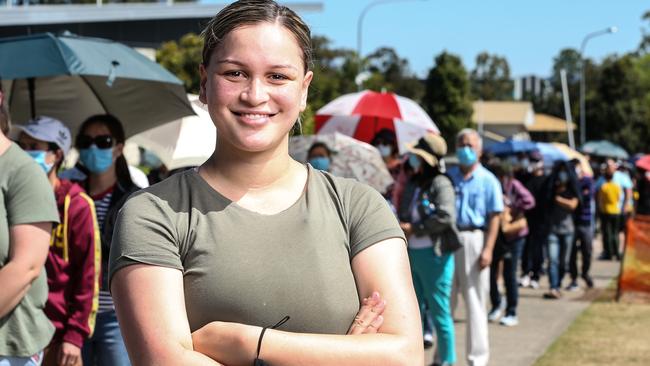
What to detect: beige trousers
<box><xmin>451</xmin><ymin>230</ymin><xmax>490</xmax><ymax>366</ymax></box>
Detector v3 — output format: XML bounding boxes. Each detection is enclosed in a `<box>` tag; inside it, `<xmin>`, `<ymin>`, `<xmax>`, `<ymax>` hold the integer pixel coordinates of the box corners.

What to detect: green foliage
<box><xmin>364</xmin><ymin>47</ymin><xmax>424</xmax><ymax>102</ymax></box>
<box><xmin>421</xmin><ymin>52</ymin><xmax>473</xmax><ymax>147</ymax></box>
<box><xmin>470</xmin><ymin>52</ymin><xmax>513</xmax><ymax>100</ymax></box>
<box><xmin>588</xmin><ymin>54</ymin><xmax>650</xmax><ymax>153</ymax></box>
<box><xmin>156</xmin><ymin>33</ymin><xmax>203</xmax><ymax>94</ymax></box>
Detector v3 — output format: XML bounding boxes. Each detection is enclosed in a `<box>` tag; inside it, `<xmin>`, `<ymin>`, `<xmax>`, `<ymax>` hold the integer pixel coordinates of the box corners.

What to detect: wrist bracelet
<box><xmin>253</xmin><ymin>315</ymin><xmax>290</xmax><ymax>366</ymax></box>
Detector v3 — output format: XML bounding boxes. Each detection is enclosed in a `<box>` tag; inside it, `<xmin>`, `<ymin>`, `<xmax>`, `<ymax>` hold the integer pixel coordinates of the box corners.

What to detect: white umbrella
<box><xmin>128</xmin><ymin>95</ymin><xmax>215</xmax><ymax>170</ymax></box>
<box><xmin>314</xmin><ymin>90</ymin><xmax>439</xmax><ymax>154</ymax></box>
<box><xmin>289</xmin><ymin>132</ymin><xmax>394</xmax><ymax>193</ymax></box>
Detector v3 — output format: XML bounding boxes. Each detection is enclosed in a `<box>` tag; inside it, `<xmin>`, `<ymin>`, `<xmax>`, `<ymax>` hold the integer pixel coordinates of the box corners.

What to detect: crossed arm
<box><xmin>111</xmin><ymin>237</ymin><xmax>423</xmax><ymax>366</ymax></box>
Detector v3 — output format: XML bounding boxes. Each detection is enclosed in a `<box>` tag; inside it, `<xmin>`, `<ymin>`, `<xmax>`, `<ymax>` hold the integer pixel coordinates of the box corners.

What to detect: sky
<box><xmin>295</xmin><ymin>0</ymin><xmax>649</xmax><ymax>78</ymax></box>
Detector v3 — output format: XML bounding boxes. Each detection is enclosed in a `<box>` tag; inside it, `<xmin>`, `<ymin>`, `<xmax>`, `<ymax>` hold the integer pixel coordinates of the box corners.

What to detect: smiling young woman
<box><xmin>108</xmin><ymin>1</ymin><xmax>423</xmax><ymax>365</ymax></box>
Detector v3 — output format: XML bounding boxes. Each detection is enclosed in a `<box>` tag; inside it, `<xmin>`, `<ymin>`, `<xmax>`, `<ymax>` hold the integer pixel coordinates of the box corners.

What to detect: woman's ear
<box><xmin>299</xmin><ymin>71</ymin><xmax>314</xmax><ymax>112</ymax></box>
<box><xmin>114</xmin><ymin>142</ymin><xmax>124</xmax><ymax>158</ymax></box>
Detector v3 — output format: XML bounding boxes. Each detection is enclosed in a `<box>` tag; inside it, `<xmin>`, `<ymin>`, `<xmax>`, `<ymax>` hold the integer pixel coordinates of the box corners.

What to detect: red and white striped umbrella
<box><xmin>315</xmin><ymin>90</ymin><xmax>439</xmax><ymax>154</ymax></box>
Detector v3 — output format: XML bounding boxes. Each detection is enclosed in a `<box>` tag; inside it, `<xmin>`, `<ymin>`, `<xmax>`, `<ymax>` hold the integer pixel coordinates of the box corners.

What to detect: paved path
<box><xmin>425</xmin><ymin>238</ymin><xmax>620</xmax><ymax>366</ymax></box>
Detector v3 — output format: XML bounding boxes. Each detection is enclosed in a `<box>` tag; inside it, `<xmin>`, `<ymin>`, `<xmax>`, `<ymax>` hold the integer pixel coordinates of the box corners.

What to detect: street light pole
<box><xmin>356</xmin><ymin>0</ymin><xmax>427</xmax><ymax>91</ymax></box>
<box><xmin>579</xmin><ymin>26</ymin><xmax>617</xmax><ymax>146</ymax></box>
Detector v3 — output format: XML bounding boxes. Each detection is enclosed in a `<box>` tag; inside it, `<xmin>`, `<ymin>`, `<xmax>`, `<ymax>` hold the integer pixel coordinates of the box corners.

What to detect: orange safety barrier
<box><xmin>618</xmin><ymin>215</ymin><xmax>650</xmax><ymax>302</ymax></box>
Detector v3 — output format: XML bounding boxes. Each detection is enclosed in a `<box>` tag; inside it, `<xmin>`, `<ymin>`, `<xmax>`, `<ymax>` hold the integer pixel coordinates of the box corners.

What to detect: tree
<box><xmin>364</xmin><ymin>47</ymin><xmax>424</xmax><ymax>101</ymax></box>
<box><xmin>421</xmin><ymin>52</ymin><xmax>473</xmax><ymax>146</ymax></box>
<box><xmin>470</xmin><ymin>52</ymin><xmax>513</xmax><ymax>100</ymax></box>
<box><xmin>588</xmin><ymin>54</ymin><xmax>650</xmax><ymax>153</ymax></box>
<box><xmin>156</xmin><ymin>33</ymin><xmax>203</xmax><ymax>94</ymax></box>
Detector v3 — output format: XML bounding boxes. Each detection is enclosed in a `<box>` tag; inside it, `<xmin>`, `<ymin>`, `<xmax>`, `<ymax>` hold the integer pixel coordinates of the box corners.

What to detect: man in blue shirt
<box><xmin>448</xmin><ymin>129</ymin><xmax>503</xmax><ymax>366</ymax></box>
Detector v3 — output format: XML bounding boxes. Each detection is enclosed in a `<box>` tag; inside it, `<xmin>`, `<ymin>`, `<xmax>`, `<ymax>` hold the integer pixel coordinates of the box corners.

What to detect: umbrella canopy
<box><xmin>580</xmin><ymin>140</ymin><xmax>629</xmax><ymax>159</ymax></box>
<box><xmin>128</xmin><ymin>95</ymin><xmax>215</xmax><ymax>170</ymax></box>
<box><xmin>636</xmin><ymin>155</ymin><xmax>650</xmax><ymax>172</ymax></box>
<box><xmin>484</xmin><ymin>139</ymin><xmax>538</xmax><ymax>156</ymax></box>
<box><xmin>0</xmin><ymin>32</ymin><xmax>194</xmax><ymax>137</ymax></box>
<box><xmin>314</xmin><ymin>90</ymin><xmax>439</xmax><ymax>154</ymax></box>
<box><xmin>535</xmin><ymin>142</ymin><xmax>569</xmax><ymax>165</ymax></box>
<box><xmin>551</xmin><ymin>142</ymin><xmax>594</xmax><ymax>177</ymax></box>
<box><xmin>289</xmin><ymin>132</ymin><xmax>393</xmax><ymax>193</ymax></box>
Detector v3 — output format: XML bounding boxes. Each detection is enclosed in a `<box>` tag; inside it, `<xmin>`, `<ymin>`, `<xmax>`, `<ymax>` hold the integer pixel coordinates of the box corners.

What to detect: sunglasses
<box><xmin>77</xmin><ymin>134</ymin><xmax>115</xmax><ymax>149</ymax></box>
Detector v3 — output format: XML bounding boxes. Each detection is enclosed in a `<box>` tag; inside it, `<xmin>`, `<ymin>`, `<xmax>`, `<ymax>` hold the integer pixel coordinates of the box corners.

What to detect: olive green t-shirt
<box><xmin>0</xmin><ymin>143</ymin><xmax>58</xmax><ymax>357</ymax></box>
<box><xmin>109</xmin><ymin>166</ymin><xmax>405</xmax><ymax>334</ymax></box>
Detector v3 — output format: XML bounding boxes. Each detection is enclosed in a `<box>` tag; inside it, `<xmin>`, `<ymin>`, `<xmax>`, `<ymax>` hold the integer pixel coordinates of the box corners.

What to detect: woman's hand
<box><xmin>347</xmin><ymin>291</ymin><xmax>386</xmax><ymax>335</ymax></box>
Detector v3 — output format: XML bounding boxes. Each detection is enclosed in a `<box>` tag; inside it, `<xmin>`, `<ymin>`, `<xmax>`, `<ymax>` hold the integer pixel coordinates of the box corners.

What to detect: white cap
<box><xmin>15</xmin><ymin>116</ymin><xmax>72</xmax><ymax>154</ymax></box>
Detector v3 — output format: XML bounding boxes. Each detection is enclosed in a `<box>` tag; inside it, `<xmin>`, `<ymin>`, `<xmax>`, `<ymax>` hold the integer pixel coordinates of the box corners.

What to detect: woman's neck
<box><xmin>200</xmin><ymin>136</ymin><xmax>301</xmax><ymax>200</ymax></box>
<box><xmin>88</xmin><ymin>168</ymin><xmax>118</xmax><ymax>197</ymax></box>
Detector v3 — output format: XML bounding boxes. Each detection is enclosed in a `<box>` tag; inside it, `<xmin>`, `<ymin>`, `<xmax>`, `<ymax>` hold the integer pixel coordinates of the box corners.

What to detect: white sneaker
<box><xmin>530</xmin><ymin>280</ymin><xmax>540</xmax><ymax>289</ymax></box>
<box><xmin>423</xmin><ymin>331</ymin><xmax>434</xmax><ymax>349</ymax></box>
<box><xmin>500</xmin><ymin>315</ymin><xmax>519</xmax><ymax>327</ymax></box>
<box><xmin>519</xmin><ymin>275</ymin><xmax>531</xmax><ymax>288</ymax></box>
<box><xmin>487</xmin><ymin>308</ymin><xmax>502</xmax><ymax>322</ymax></box>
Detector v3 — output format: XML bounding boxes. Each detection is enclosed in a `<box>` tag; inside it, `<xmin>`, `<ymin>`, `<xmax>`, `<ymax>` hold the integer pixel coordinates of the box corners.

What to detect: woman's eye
<box><xmin>269</xmin><ymin>74</ymin><xmax>288</xmax><ymax>81</ymax></box>
<box><xmin>224</xmin><ymin>70</ymin><xmax>244</xmax><ymax>78</ymax></box>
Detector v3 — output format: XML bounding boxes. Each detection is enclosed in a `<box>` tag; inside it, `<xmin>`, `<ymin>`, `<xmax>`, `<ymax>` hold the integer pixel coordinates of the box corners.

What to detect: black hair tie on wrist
<box><xmin>253</xmin><ymin>316</ymin><xmax>290</xmax><ymax>366</ymax></box>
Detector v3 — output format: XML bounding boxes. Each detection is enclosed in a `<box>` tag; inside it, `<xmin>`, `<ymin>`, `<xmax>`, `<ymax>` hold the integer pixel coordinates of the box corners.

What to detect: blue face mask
<box><xmin>456</xmin><ymin>146</ymin><xmax>477</xmax><ymax>166</ymax></box>
<box><xmin>378</xmin><ymin>144</ymin><xmax>392</xmax><ymax>158</ymax></box>
<box><xmin>309</xmin><ymin>157</ymin><xmax>330</xmax><ymax>171</ymax></box>
<box><xmin>26</xmin><ymin>150</ymin><xmax>54</xmax><ymax>173</ymax></box>
<box><xmin>408</xmin><ymin>154</ymin><xmax>421</xmax><ymax>171</ymax></box>
<box><xmin>79</xmin><ymin>146</ymin><xmax>114</xmax><ymax>174</ymax></box>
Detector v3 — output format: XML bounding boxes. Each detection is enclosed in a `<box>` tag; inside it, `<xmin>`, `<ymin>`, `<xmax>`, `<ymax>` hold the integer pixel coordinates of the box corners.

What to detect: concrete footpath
<box><xmin>424</xmin><ymin>238</ymin><xmax>620</xmax><ymax>366</ymax></box>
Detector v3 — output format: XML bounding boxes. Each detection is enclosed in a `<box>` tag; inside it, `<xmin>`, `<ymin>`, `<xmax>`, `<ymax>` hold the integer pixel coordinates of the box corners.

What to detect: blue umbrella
<box><xmin>535</xmin><ymin>142</ymin><xmax>569</xmax><ymax>165</ymax></box>
<box><xmin>0</xmin><ymin>32</ymin><xmax>194</xmax><ymax>137</ymax></box>
<box><xmin>484</xmin><ymin>139</ymin><xmax>538</xmax><ymax>156</ymax></box>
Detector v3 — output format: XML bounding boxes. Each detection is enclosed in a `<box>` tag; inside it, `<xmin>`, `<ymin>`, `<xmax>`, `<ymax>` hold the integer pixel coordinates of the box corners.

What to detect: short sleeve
<box><xmin>485</xmin><ymin>174</ymin><xmax>504</xmax><ymax>215</ymax></box>
<box><xmin>345</xmin><ymin>182</ymin><xmax>406</xmax><ymax>258</ymax></box>
<box><xmin>7</xmin><ymin>163</ymin><xmax>59</xmax><ymax>226</ymax></box>
<box><xmin>108</xmin><ymin>192</ymin><xmax>183</xmax><ymax>290</ymax></box>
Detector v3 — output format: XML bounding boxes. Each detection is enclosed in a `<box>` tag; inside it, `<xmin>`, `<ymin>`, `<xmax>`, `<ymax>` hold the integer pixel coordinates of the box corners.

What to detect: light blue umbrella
<box><xmin>0</xmin><ymin>32</ymin><xmax>194</xmax><ymax>137</ymax></box>
<box><xmin>581</xmin><ymin>140</ymin><xmax>629</xmax><ymax>159</ymax></box>
<box><xmin>535</xmin><ymin>142</ymin><xmax>569</xmax><ymax>165</ymax></box>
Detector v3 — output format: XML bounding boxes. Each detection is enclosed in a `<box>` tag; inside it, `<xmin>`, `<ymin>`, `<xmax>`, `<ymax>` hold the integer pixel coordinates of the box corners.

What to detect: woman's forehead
<box><xmin>84</xmin><ymin>122</ymin><xmax>111</xmax><ymax>136</ymax></box>
<box><xmin>212</xmin><ymin>23</ymin><xmax>304</xmax><ymax>69</ymax></box>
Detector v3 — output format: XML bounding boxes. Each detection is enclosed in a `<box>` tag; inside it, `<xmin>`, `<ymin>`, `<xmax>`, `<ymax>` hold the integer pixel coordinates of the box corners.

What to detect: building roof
<box><xmin>0</xmin><ymin>2</ymin><xmax>323</xmax><ymax>26</ymax></box>
<box><xmin>528</xmin><ymin>113</ymin><xmax>576</xmax><ymax>132</ymax></box>
<box><xmin>471</xmin><ymin>101</ymin><xmax>534</xmax><ymax>126</ymax></box>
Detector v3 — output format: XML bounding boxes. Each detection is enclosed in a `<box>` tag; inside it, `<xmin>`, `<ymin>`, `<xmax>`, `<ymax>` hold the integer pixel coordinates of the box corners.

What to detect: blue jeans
<box><xmin>409</xmin><ymin>248</ymin><xmax>456</xmax><ymax>365</ymax></box>
<box><xmin>547</xmin><ymin>233</ymin><xmax>574</xmax><ymax>290</ymax></box>
<box><xmin>82</xmin><ymin>310</ymin><xmax>131</xmax><ymax>366</ymax></box>
<box><xmin>0</xmin><ymin>351</ymin><xmax>43</xmax><ymax>366</ymax></box>
<box><xmin>490</xmin><ymin>237</ymin><xmax>525</xmax><ymax>316</ymax></box>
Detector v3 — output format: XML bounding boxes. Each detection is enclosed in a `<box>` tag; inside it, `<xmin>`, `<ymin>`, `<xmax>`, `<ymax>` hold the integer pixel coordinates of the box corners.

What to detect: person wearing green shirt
<box><xmin>108</xmin><ymin>1</ymin><xmax>423</xmax><ymax>365</ymax></box>
<box><xmin>0</xmin><ymin>87</ymin><xmax>60</xmax><ymax>365</ymax></box>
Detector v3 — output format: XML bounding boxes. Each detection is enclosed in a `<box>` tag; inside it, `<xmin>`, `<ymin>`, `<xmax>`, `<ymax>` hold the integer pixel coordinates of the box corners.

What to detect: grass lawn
<box><xmin>534</xmin><ymin>285</ymin><xmax>650</xmax><ymax>366</ymax></box>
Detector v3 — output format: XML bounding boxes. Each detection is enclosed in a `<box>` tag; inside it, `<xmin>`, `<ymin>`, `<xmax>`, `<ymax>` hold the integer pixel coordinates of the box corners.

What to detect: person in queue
<box><xmin>520</xmin><ymin>152</ymin><xmax>547</xmax><ymax>289</ymax></box>
<box><xmin>306</xmin><ymin>141</ymin><xmax>332</xmax><ymax>172</ymax></box>
<box><xmin>108</xmin><ymin>1</ymin><xmax>423</xmax><ymax>365</ymax></box>
<box><xmin>0</xmin><ymin>87</ymin><xmax>60</xmax><ymax>365</ymax></box>
<box><xmin>65</xmin><ymin>114</ymin><xmax>138</xmax><ymax>366</ymax></box>
<box><xmin>488</xmin><ymin>161</ymin><xmax>535</xmax><ymax>327</ymax></box>
<box><xmin>448</xmin><ymin>128</ymin><xmax>503</xmax><ymax>366</ymax></box>
<box><xmin>16</xmin><ymin>117</ymin><xmax>101</xmax><ymax>366</ymax></box>
<box><xmin>541</xmin><ymin>161</ymin><xmax>580</xmax><ymax>299</ymax></box>
<box><xmin>398</xmin><ymin>133</ymin><xmax>460</xmax><ymax>366</ymax></box>
<box><xmin>567</xmin><ymin>159</ymin><xmax>595</xmax><ymax>290</ymax></box>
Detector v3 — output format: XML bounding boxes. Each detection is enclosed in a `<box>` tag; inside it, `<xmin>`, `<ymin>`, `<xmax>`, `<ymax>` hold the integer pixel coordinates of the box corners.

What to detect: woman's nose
<box><xmin>240</xmin><ymin>78</ymin><xmax>270</xmax><ymax>105</ymax></box>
